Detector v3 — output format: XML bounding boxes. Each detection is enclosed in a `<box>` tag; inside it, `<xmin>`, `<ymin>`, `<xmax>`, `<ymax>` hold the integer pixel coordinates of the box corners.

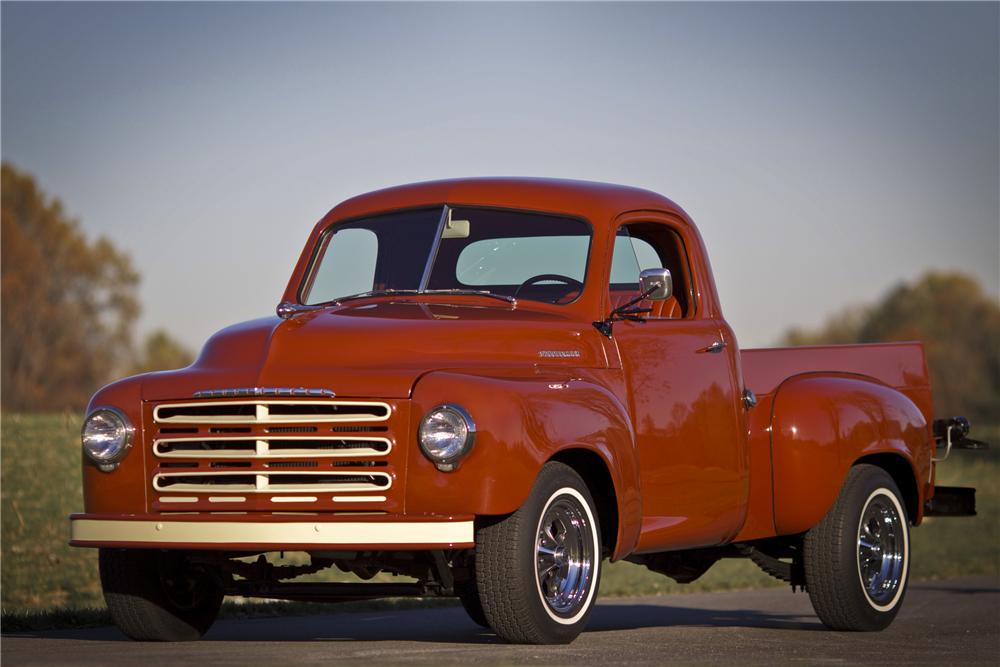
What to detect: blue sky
<box><xmin>3</xmin><ymin>2</ymin><xmax>997</xmax><ymax>349</ymax></box>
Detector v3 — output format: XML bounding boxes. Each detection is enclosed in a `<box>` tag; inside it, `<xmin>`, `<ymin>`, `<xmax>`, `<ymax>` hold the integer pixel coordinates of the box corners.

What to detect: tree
<box><xmin>2</xmin><ymin>163</ymin><xmax>140</xmax><ymax>410</ymax></box>
<box><xmin>783</xmin><ymin>272</ymin><xmax>1000</xmax><ymax>423</ymax></box>
<box><xmin>132</xmin><ymin>330</ymin><xmax>195</xmax><ymax>375</ymax></box>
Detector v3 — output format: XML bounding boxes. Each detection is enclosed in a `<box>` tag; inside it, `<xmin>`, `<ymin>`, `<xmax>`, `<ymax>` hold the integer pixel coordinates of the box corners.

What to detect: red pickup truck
<box><xmin>71</xmin><ymin>178</ymin><xmax>982</xmax><ymax>644</ymax></box>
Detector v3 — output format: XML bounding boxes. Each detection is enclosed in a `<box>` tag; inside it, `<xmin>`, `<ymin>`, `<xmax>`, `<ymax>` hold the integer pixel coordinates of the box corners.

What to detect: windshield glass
<box><xmin>301</xmin><ymin>206</ymin><xmax>591</xmax><ymax>306</ymax></box>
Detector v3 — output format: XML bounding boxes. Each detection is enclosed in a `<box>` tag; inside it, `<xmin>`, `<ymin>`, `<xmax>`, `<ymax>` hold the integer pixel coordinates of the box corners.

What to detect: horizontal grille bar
<box><xmin>154</xmin><ymin>436</ymin><xmax>392</xmax><ymax>459</ymax></box>
<box><xmin>153</xmin><ymin>471</ymin><xmax>392</xmax><ymax>493</ymax></box>
<box><xmin>153</xmin><ymin>400</ymin><xmax>391</xmax><ymax>424</ymax></box>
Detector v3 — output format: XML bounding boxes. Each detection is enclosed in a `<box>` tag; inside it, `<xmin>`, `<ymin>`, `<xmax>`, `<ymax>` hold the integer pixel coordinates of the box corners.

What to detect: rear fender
<box><xmin>770</xmin><ymin>373</ymin><xmax>931</xmax><ymax>535</ymax></box>
<box><xmin>407</xmin><ymin>370</ymin><xmax>640</xmax><ymax>557</ymax></box>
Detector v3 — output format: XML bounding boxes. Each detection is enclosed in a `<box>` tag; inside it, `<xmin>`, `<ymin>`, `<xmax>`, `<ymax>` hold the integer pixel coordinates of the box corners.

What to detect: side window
<box><xmin>608</xmin><ymin>223</ymin><xmax>694</xmax><ymax>319</ymax></box>
<box><xmin>610</xmin><ymin>234</ymin><xmax>661</xmax><ymax>282</ymax></box>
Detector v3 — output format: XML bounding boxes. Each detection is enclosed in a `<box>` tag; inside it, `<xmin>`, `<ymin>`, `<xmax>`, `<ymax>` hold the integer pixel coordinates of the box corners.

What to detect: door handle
<box><xmin>699</xmin><ymin>340</ymin><xmax>727</xmax><ymax>354</ymax></box>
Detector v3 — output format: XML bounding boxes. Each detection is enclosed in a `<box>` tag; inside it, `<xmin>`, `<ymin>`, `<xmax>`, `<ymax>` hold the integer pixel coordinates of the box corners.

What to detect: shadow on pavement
<box><xmin>909</xmin><ymin>581</ymin><xmax>999</xmax><ymax>596</ymax></box>
<box><xmin>587</xmin><ymin>603</ymin><xmax>821</xmax><ymax>633</ymax></box>
<box><xmin>6</xmin><ymin>600</ymin><xmax>824</xmax><ymax>643</ymax></box>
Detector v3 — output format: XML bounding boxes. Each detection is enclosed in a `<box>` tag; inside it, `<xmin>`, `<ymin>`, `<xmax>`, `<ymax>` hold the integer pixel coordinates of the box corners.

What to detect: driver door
<box><xmin>609</xmin><ymin>220</ymin><xmax>749</xmax><ymax>552</ymax></box>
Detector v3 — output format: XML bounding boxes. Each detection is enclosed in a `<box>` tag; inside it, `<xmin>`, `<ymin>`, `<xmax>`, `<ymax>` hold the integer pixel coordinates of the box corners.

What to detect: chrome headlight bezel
<box><xmin>418</xmin><ymin>404</ymin><xmax>476</xmax><ymax>472</ymax></box>
<box><xmin>81</xmin><ymin>406</ymin><xmax>134</xmax><ymax>471</ymax></box>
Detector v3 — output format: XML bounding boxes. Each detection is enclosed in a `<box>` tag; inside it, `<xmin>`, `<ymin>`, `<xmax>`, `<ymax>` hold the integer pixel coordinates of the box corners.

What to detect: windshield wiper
<box><xmin>334</xmin><ymin>289</ymin><xmax>422</xmax><ymax>305</ymax></box>
<box><xmin>422</xmin><ymin>289</ymin><xmax>517</xmax><ymax>306</ymax></box>
<box><xmin>592</xmin><ymin>285</ymin><xmax>657</xmax><ymax>338</ymax></box>
<box><xmin>334</xmin><ymin>289</ymin><xmax>516</xmax><ymax>307</ymax></box>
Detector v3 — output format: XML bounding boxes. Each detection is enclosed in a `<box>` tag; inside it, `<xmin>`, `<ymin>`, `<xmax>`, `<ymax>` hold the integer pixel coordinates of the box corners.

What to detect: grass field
<box><xmin>2</xmin><ymin>413</ymin><xmax>997</xmax><ymax>619</ymax></box>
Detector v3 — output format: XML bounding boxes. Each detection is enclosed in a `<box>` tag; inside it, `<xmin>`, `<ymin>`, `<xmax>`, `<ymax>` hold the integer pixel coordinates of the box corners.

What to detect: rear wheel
<box><xmin>475</xmin><ymin>462</ymin><xmax>601</xmax><ymax>644</ymax></box>
<box><xmin>100</xmin><ymin>549</ymin><xmax>223</xmax><ymax>641</ymax></box>
<box><xmin>803</xmin><ymin>464</ymin><xmax>910</xmax><ymax>631</ymax></box>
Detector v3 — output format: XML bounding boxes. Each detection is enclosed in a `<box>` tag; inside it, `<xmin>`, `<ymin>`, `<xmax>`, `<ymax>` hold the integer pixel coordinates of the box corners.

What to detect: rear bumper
<box><xmin>69</xmin><ymin>513</ymin><xmax>475</xmax><ymax>550</ymax></box>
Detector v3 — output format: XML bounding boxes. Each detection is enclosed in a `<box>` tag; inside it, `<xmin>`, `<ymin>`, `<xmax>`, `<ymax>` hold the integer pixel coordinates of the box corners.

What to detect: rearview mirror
<box><xmin>442</xmin><ymin>209</ymin><xmax>470</xmax><ymax>239</ymax></box>
<box><xmin>639</xmin><ymin>268</ymin><xmax>672</xmax><ymax>301</ymax></box>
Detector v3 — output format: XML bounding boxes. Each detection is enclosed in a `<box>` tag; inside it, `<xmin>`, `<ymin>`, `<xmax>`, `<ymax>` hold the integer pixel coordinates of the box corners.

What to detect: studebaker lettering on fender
<box><xmin>71</xmin><ymin>178</ymin><xmax>986</xmax><ymax>643</ymax></box>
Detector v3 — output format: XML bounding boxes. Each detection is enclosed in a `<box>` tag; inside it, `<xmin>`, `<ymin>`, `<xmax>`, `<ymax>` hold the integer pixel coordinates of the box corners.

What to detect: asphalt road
<box><xmin>4</xmin><ymin>577</ymin><xmax>998</xmax><ymax>666</ymax></box>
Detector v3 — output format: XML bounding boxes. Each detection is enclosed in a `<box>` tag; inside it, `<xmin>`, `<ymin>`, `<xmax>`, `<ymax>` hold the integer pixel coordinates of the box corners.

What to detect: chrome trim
<box><xmin>857</xmin><ymin>489</ymin><xmax>907</xmax><ymax>610</ymax></box>
<box><xmin>81</xmin><ymin>406</ymin><xmax>135</xmax><ymax>471</ymax></box>
<box><xmin>418</xmin><ymin>403</ymin><xmax>476</xmax><ymax>472</ymax></box>
<box><xmin>193</xmin><ymin>387</ymin><xmax>336</xmax><ymax>398</ymax></box>
<box><xmin>152</xmin><ymin>470</ymin><xmax>393</xmax><ymax>494</ymax></box>
<box><xmin>419</xmin><ymin>205</ymin><xmax>450</xmax><ymax>291</ymax></box>
<box><xmin>638</xmin><ymin>267</ymin><xmax>672</xmax><ymax>301</ymax></box>
<box><xmin>153</xmin><ymin>400</ymin><xmax>391</xmax><ymax>424</ymax></box>
<box><xmin>534</xmin><ymin>488</ymin><xmax>597</xmax><ymax>621</ymax></box>
<box><xmin>153</xmin><ymin>435</ymin><xmax>392</xmax><ymax>459</ymax></box>
<box><xmin>276</xmin><ymin>301</ymin><xmax>323</xmax><ymax>319</ymax></box>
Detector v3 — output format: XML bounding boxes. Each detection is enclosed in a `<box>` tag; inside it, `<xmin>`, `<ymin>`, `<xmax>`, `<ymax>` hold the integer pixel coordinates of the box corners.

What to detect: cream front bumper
<box><xmin>69</xmin><ymin>514</ymin><xmax>475</xmax><ymax>550</ymax></box>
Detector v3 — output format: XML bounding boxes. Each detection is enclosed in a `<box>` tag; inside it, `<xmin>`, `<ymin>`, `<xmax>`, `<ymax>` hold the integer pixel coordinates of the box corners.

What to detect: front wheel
<box><xmin>456</xmin><ymin>578</ymin><xmax>489</xmax><ymax>628</ymax></box>
<box><xmin>475</xmin><ymin>462</ymin><xmax>601</xmax><ymax>644</ymax></box>
<box><xmin>100</xmin><ymin>549</ymin><xmax>223</xmax><ymax>641</ymax></box>
<box><xmin>803</xmin><ymin>464</ymin><xmax>910</xmax><ymax>631</ymax></box>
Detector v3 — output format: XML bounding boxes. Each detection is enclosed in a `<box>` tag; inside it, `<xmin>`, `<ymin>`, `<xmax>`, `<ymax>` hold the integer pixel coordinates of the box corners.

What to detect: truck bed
<box><xmin>741</xmin><ymin>341</ymin><xmax>933</xmax><ymax>420</ymax></box>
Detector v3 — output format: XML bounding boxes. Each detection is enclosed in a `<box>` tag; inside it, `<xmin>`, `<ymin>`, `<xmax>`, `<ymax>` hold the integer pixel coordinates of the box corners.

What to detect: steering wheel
<box><xmin>512</xmin><ymin>274</ymin><xmax>585</xmax><ymax>303</ymax></box>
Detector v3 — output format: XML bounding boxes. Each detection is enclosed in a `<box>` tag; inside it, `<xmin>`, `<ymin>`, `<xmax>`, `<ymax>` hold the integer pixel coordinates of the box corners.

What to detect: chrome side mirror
<box><xmin>276</xmin><ymin>301</ymin><xmax>322</xmax><ymax>319</ymax></box>
<box><xmin>639</xmin><ymin>268</ymin><xmax>672</xmax><ymax>301</ymax></box>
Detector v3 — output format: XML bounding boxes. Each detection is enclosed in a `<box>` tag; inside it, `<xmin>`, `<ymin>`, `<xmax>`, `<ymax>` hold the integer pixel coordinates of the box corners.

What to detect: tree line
<box><xmin>2</xmin><ymin>163</ymin><xmax>193</xmax><ymax>411</ymax></box>
<box><xmin>782</xmin><ymin>271</ymin><xmax>999</xmax><ymax>424</ymax></box>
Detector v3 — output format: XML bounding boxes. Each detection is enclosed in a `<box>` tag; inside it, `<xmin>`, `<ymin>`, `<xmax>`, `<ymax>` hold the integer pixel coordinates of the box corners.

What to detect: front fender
<box><xmin>81</xmin><ymin>377</ymin><xmax>148</xmax><ymax>514</ymax></box>
<box><xmin>770</xmin><ymin>373</ymin><xmax>931</xmax><ymax>535</ymax></box>
<box><xmin>406</xmin><ymin>370</ymin><xmax>640</xmax><ymax>555</ymax></box>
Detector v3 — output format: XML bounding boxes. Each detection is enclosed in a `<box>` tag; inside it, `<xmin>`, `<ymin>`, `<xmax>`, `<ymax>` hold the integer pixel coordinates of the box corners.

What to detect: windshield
<box><xmin>300</xmin><ymin>206</ymin><xmax>591</xmax><ymax>306</ymax></box>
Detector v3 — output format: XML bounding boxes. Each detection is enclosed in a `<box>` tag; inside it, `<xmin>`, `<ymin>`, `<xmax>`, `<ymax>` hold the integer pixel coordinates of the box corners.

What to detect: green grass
<box><xmin>1</xmin><ymin>413</ymin><xmax>101</xmax><ymax>609</ymax></box>
<box><xmin>910</xmin><ymin>428</ymin><xmax>1000</xmax><ymax>581</ymax></box>
<box><xmin>2</xmin><ymin>414</ymin><xmax>996</xmax><ymax>628</ymax></box>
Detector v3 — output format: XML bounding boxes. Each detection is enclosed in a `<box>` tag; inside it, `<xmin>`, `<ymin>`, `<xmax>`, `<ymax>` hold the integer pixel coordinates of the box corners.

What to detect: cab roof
<box><xmin>325</xmin><ymin>177</ymin><xmax>690</xmax><ymax>227</ymax></box>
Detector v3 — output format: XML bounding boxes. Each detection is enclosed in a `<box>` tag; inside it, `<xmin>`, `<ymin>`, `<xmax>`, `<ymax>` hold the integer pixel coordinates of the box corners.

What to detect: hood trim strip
<box><xmin>193</xmin><ymin>387</ymin><xmax>336</xmax><ymax>398</ymax></box>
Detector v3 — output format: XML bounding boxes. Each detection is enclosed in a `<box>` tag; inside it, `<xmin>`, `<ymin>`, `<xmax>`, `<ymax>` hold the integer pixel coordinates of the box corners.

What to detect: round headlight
<box><xmin>418</xmin><ymin>404</ymin><xmax>475</xmax><ymax>471</ymax></box>
<box><xmin>82</xmin><ymin>407</ymin><xmax>134</xmax><ymax>469</ymax></box>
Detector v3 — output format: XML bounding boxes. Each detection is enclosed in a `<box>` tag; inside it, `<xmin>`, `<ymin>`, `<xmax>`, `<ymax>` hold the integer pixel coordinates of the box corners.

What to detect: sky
<box><xmin>3</xmin><ymin>2</ymin><xmax>998</xmax><ymax>350</ymax></box>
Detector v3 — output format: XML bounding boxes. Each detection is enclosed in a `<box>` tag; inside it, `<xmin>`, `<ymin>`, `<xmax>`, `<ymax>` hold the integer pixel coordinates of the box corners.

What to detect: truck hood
<box><xmin>138</xmin><ymin>301</ymin><xmax>605</xmax><ymax>400</ymax></box>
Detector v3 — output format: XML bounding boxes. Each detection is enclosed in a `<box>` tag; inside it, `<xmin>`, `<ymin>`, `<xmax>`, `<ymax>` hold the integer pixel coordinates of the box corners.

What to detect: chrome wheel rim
<box><xmin>857</xmin><ymin>491</ymin><xmax>905</xmax><ymax>606</ymax></box>
<box><xmin>535</xmin><ymin>495</ymin><xmax>594</xmax><ymax>616</ymax></box>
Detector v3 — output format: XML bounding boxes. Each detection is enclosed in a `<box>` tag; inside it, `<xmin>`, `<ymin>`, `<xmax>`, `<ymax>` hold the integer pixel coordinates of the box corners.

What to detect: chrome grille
<box><xmin>153</xmin><ymin>436</ymin><xmax>391</xmax><ymax>458</ymax></box>
<box><xmin>152</xmin><ymin>470</ymin><xmax>392</xmax><ymax>493</ymax></box>
<box><xmin>147</xmin><ymin>398</ymin><xmax>403</xmax><ymax>512</ymax></box>
<box><xmin>153</xmin><ymin>400</ymin><xmax>390</xmax><ymax>424</ymax></box>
